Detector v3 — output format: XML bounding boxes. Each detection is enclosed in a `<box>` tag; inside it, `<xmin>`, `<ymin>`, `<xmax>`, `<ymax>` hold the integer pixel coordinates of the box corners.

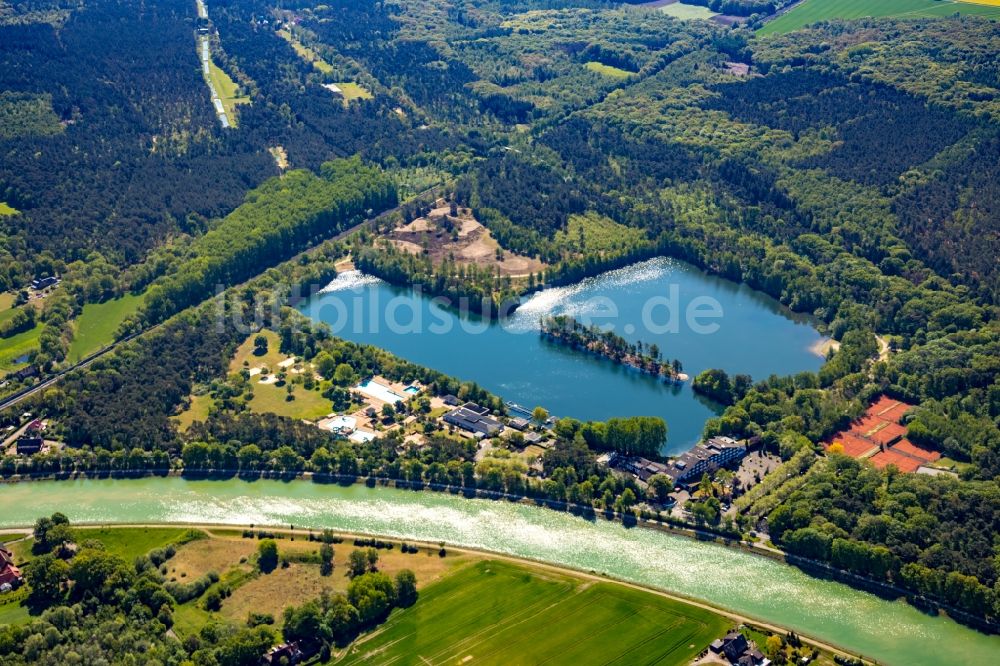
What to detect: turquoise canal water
<box><xmin>299</xmin><ymin>258</ymin><xmax>824</xmax><ymax>454</ymax></box>
<box><xmin>0</xmin><ymin>477</ymin><xmax>995</xmax><ymax>665</ymax></box>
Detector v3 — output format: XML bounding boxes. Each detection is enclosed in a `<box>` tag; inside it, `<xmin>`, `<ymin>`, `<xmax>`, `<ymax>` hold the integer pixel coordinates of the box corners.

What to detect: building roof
<box><xmin>462</xmin><ymin>402</ymin><xmax>489</xmax><ymax>415</ymax></box>
<box><xmin>508</xmin><ymin>417</ymin><xmax>530</xmax><ymax>431</ymax></box>
<box><xmin>523</xmin><ymin>431</ymin><xmax>543</xmax><ymax>445</ymax></box>
<box><xmin>670</xmin><ymin>436</ymin><xmax>745</xmax><ymax>480</ymax></box>
<box><xmin>444</xmin><ymin>407</ymin><xmax>501</xmax><ymax>435</ymax></box>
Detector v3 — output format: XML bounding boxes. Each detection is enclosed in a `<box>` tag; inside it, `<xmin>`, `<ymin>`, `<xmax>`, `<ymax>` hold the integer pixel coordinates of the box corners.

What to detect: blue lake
<box><xmin>299</xmin><ymin>258</ymin><xmax>825</xmax><ymax>455</ymax></box>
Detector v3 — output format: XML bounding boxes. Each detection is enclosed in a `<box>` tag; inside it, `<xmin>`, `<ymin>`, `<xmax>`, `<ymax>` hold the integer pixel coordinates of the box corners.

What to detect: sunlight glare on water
<box><xmin>0</xmin><ymin>477</ymin><xmax>994</xmax><ymax>666</ymax></box>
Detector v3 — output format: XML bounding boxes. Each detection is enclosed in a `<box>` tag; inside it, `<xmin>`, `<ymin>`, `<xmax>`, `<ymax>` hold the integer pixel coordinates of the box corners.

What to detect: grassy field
<box><xmin>207</xmin><ymin>59</ymin><xmax>249</xmax><ymax>123</ymax></box>
<box><xmin>168</xmin><ymin>532</ymin><xmax>467</xmax><ymax>636</ymax></box>
<box><xmin>585</xmin><ymin>61</ymin><xmax>634</xmax><ymax>79</ymax></box>
<box><xmin>66</xmin><ymin>293</ymin><xmax>142</xmax><ymax>362</ymax></box>
<box><xmin>334</xmin><ymin>82</ymin><xmax>374</xmax><ymax>102</ymax></box>
<box><xmin>0</xmin><ymin>324</ymin><xmax>41</xmax><ymax>374</ymax></box>
<box><xmin>657</xmin><ymin>2</ymin><xmax>720</xmax><ymax>20</ymax></box>
<box><xmin>759</xmin><ymin>0</ymin><xmax>1000</xmax><ymax>35</ymax></box>
<box><xmin>6</xmin><ymin>526</ymin><xmax>196</xmax><ymax>566</ymax></box>
<box><xmin>0</xmin><ymin>202</ymin><xmax>18</xmax><ymax>216</ymax></box>
<box><xmin>79</xmin><ymin>526</ymin><xmax>198</xmax><ymax>560</ymax></box>
<box><xmin>0</xmin><ymin>589</ymin><xmax>29</xmax><ymax>625</ymax></box>
<box><xmin>229</xmin><ymin>329</ymin><xmax>286</xmax><ymax>373</ymax></box>
<box><xmin>334</xmin><ymin>559</ymin><xmax>728</xmax><ymax>666</ymax></box>
<box><xmin>174</xmin><ymin>392</ymin><xmax>215</xmax><ymax>431</ymax></box>
<box><xmin>246</xmin><ymin>381</ymin><xmax>332</xmax><ymax>420</ymax></box>
<box><xmin>279</xmin><ymin>29</ymin><xmax>334</xmax><ymax>74</ymax></box>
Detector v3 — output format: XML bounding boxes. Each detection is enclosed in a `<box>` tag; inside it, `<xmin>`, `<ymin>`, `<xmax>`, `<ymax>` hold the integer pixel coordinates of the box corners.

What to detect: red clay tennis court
<box><xmin>893</xmin><ymin>439</ymin><xmax>940</xmax><ymax>464</ymax></box>
<box><xmin>870</xmin><ymin>449</ymin><xmax>922</xmax><ymax>473</ymax></box>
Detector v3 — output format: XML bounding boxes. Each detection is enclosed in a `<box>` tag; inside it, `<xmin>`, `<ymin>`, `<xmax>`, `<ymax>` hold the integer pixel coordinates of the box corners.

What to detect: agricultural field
<box><xmin>334</xmin><ymin>559</ymin><xmax>728</xmax><ymax>666</ymax></box>
<box><xmin>759</xmin><ymin>0</ymin><xmax>1000</xmax><ymax>35</ymax></box>
<box><xmin>585</xmin><ymin>61</ymin><xmax>634</xmax><ymax>79</ymax></box>
<box><xmin>66</xmin><ymin>293</ymin><xmax>142</xmax><ymax>362</ymax></box>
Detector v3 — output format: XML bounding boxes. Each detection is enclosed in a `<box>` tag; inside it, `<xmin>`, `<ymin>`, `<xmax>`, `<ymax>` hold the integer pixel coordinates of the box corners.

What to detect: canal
<box><xmin>0</xmin><ymin>477</ymin><xmax>995</xmax><ymax>665</ymax></box>
<box><xmin>299</xmin><ymin>258</ymin><xmax>825</xmax><ymax>454</ymax></box>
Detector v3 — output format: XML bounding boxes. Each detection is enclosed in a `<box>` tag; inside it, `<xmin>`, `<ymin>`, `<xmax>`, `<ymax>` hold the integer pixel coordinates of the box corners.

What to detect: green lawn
<box><xmin>0</xmin><ymin>324</ymin><xmax>41</xmax><ymax>374</ymax></box>
<box><xmin>0</xmin><ymin>202</ymin><xmax>18</xmax><ymax>216</ymax></box>
<box><xmin>0</xmin><ymin>589</ymin><xmax>30</xmax><ymax>625</ymax></box>
<box><xmin>80</xmin><ymin>527</ymin><xmax>200</xmax><ymax>561</ymax></box>
<box><xmin>657</xmin><ymin>2</ymin><xmax>720</xmax><ymax>20</ymax></box>
<box><xmin>334</xmin><ymin>560</ymin><xmax>727</xmax><ymax>665</ymax></box>
<box><xmin>759</xmin><ymin>0</ymin><xmax>1000</xmax><ymax>35</ymax></box>
<box><xmin>334</xmin><ymin>82</ymin><xmax>374</xmax><ymax>102</ymax></box>
<box><xmin>279</xmin><ymin>29</ymin><xmax>335</xmax><ymax>74</ymax></box>
<box><xmin>67</xmin><ymin>293</ymin><xmax>142</xmax><ymax>362</ymax></box>
<box><xmin>174</xmin><ymin>392</ymin><xmax>216</xmax><ymax>431</ymax></box>
<box><xmin>12</xmin><ymin>527</ymin><xmax>198</xmax><ymax>566</ymax></box>
<box><xmin>247</xmin><ymin>382</ymin><xmax>331</xmax><ymax>421</ymax></box>
<box><xmin>585</xmin><ymin>61</ymin><xmax>634</xmax><ymax>79</ymax></box>
<box><xmin>207</xmin><ymin>59</ymin><xmax>249</xmax><ymax>124</ymax></box>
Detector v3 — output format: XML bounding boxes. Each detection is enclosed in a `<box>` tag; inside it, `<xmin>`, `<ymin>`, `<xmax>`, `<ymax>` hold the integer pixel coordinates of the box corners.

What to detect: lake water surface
<box><xmin>299</xmin><ymin>258</ymin><xmax>824</xmax><ymax>454</ymax></box>
<box><xmin>0</xmin><ymin>477</ymin><xmax>995</xmax><ymax>666</ymax></box>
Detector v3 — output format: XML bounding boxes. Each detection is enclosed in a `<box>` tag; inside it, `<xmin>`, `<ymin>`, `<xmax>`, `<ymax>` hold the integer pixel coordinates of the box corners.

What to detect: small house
<box><xmin>16</xmin><ymin>420</ymin><xmax>44</xmax><ymax>455</ymax></box>
<box><xmin>508</xmin><ymin>417</ymin><xmax>530</xmax><ymax>431</ymax></box>
<box><xmin>0</xmin><ymin>547</ymin><xmax>23</xmax><ymax>589</ymax></box>
<box><xmin>30</xmin><ymin>276</ymin><xmax>59</xmax><ymax>291</ymax></box>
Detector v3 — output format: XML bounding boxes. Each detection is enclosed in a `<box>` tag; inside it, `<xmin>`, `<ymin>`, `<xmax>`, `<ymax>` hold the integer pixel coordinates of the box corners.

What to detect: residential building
<box><xmin>16</xmin><ymin>419</ymin><xmax>44</xmax><ymax>455</ymax></box>
<box><xmin>30</xmin><ymin>276</ymin><xmax>59</xmax><ymax>291</ymax></box>
<box><xmin>0</xmin><ymin>546</ymin><xmax>23</xmax><ymax>589</ymax></box>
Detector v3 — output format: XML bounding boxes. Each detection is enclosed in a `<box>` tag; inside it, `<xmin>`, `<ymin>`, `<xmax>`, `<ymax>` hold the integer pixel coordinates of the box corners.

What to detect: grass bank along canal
<box><xmin>0</xmin><ymin>477</ymin><xmax>997</xmax><ymax>665</ymax></box>
<box><xmin>299</xmin><ymin>258</ymin><xmax>826</xmax><ymax>455</ymax></box>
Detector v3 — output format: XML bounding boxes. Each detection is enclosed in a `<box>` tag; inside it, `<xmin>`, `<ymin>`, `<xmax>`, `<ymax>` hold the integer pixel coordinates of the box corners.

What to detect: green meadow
<box><xmin>334</xmin><ymin>82</ymin><xmax>374</xmax><ymax>102</ymax></box>
<box><xmin>334</xmin><ymin>559</ymin><xmax>727</xmax><ymax>665</ymax></box>
<box><xmin>759</xmin><ymin>0</ymin><xmax>1000</xmax><ymax>35</ymax></box>
<box><xmin>585</xmin><ymin>61</ymin><xmax>634</xmax><ymax>79</ymax></box>
<box><xmin>0</xmin><ymin>325</ymin><xmax>41</xmax><ymax>373</ymax></box>
<box><xmin>67</xmin><ymin>293</ymin><xmax>142</xmax><ymax>363</ymax></box>
<box><xmin>657</xmin><ymin>2</ymin><xmax>720</xmax><ymax>20</ymax></box>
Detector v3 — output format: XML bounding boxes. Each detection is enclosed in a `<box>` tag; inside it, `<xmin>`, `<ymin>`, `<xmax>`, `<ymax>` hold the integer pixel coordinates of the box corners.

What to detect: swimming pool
<box><xmin>355</xmin><ymin>379</ymin><xmax>406</xmax><ymax>404</ymax></box>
